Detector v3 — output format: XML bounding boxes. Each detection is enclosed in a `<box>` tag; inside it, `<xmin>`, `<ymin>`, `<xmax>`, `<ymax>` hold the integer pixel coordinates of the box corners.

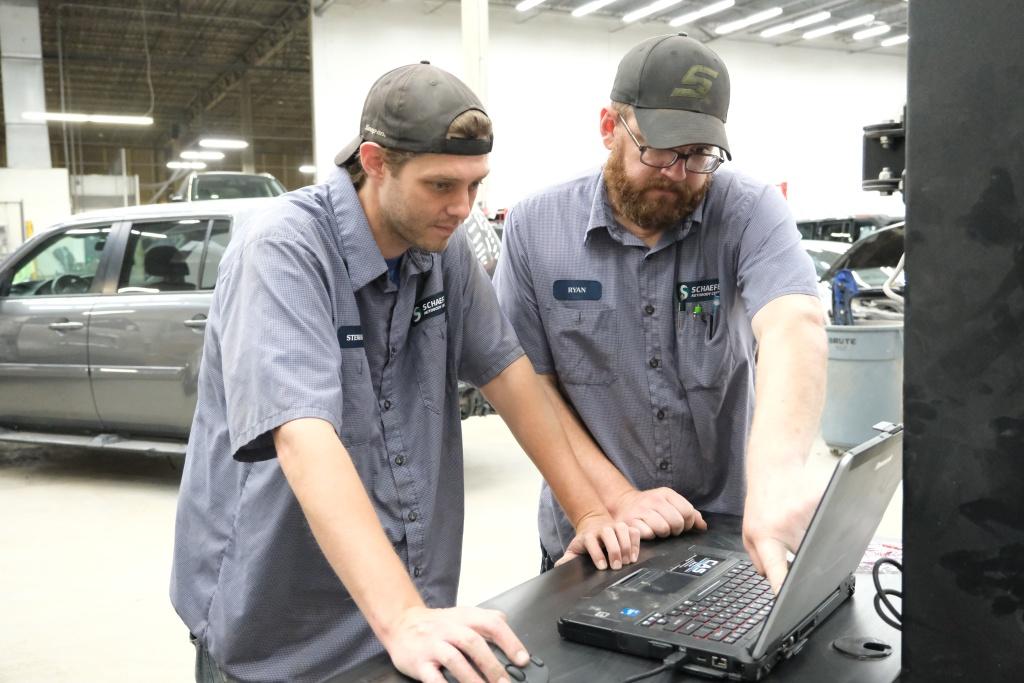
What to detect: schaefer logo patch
<box><xmin>676</xmin><ymin>279</ymin><xmax>720</xmax><ymax>304</ymax></box>
<box><xmin>412</xmin><ymin>291</ymin><xmax>446</xmax><ymax>325</ymax></box>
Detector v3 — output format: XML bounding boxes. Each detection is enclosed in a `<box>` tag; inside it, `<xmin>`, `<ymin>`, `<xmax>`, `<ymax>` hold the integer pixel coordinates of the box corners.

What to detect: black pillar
<box><xmin>904</xmin><ymin>1</ymin><xmax>1024</xmax><ymax>679</ymax></box>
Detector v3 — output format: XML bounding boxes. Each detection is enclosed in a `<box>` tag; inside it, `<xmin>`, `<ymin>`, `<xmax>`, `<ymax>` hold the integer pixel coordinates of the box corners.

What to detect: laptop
<box><xmin>557</xmin><ymin>423</ymin><xmax>903</xmax><ymax>681</ymax></box>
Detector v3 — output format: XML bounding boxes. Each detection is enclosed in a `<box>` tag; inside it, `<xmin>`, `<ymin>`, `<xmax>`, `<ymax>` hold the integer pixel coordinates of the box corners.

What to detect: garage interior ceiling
<box><xmin>0</xmin><ymin>0</ymin><xmax>906</xmax><ymax>178</ymax></box>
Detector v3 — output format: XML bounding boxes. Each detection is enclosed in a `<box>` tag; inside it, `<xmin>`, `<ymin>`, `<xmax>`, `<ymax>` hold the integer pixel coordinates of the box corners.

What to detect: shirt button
<box><xmin>644</xmin><ymin>304</ymin><xmax>655</xmax><ymax>315</ymax></box>
<box><xmin>649</xmin><ymin>357</ymin><xmax>661</xmax><ymax>369</ymax></box>
<box><xmin>408</xmin><ymin>510</ymin><xmax>418</xmax><ymax>522</ymax></box>
<box><xmin>656</xmin><ymin>409</ymin><xmax>666</xmax><ymax>420</ymax></box>
<box><xmin>394</xmin><ymin>454</ymin><xmax>406</xmax><ymax>466</ymax></box>
<box><xmin>658</xmin><ymin>460</ymin><xmax>670</xmax><ymax>471</ymax></box>
<box><xmin>413</xmin><ymin>566</ymin><xmax>423</xmax><ymax>578</ymax></box>
<box><xmin>383</xmin><ymin>399</ymin><xmax>392</xmax><ymax>411</ymax></box>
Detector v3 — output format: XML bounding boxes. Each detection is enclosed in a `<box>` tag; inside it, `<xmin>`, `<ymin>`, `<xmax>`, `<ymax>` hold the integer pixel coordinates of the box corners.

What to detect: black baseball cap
<box><xmin>611</xmin><ymin>33</ymin><xmax>731</xmax><ymax>159</ymax></box>
<box><xmin>334</xmin><ymin>61</ymin><xmax>492</xmax><ymax>166</ymax></box>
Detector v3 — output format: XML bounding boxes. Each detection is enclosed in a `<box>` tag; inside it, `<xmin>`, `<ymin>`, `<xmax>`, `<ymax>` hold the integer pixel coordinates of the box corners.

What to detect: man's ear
<box><xmin>359</xmin><ymin>142</ymin><xmax>387</xmax><ymax>179</ymax></box>
<box><xmin>599</xmin><ymin>108</ymin><xmax>617</xmax><ymax>151</ymax></box>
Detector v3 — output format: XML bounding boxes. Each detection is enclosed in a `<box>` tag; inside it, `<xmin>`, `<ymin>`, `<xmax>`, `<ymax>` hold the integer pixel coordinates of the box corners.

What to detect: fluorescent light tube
<box><xmin>853</xmin><ymin>25</ymin><xmax>891</xmax><ymax>40</ymax></box>
<box><xmin>167</xmin><ymin>161</ymin><xmax>207</xmax><ymax>170</ymax></box>
<box><xmin>880</xmin><ymin>33</ymin><xmax>909</xmax><ymax>46</ymax></box>
<box><xmin>299</xmin><ymin>165</ymin><xmax>317</xmax><ymax>174</ymax></box>
<box><xmin>180</xmin><ymin>150</ymin><xmax>225</xmax><ymax>161</ymax></box>
<box><xmin>516</xmin><ymin>0</ymin><xmax>546</xmax><ymax>11</ymax></box>
<box><xmin>623</xmin><ymin>0</ymin><xmax>684</xmax><ymax>24</ymax></box>
<box><xmin>760</xmin><ymin>11</ymin><xmax>830</xmax><ymax>37</ymax></box>
<box><xmin>803</xmin><ymin>13</ymin><xmax>874</xmax><ymax>39</ymax></box>
<box><xmin>715</xmin><ymin>6</ymin><xmax>782</xmax><ymax>35</ymax></box>
<box><xmin>669</xmin><ymin>0</ymin><xmax>734</xmax><ymax>27</ymax></box>
<box><xmin>23</xmin><ymin>111</ymin><xmax>153</xmax><ymax>125</ymax></box>
<box><xmin>199</xmin><ymin>138</ymin><xmax>249</xmax><ymax>149</ymax></box>
<box><xmin>572</xmin><ymin>0</ymin><xmax>619</xmax><ymax>18</ymax></box>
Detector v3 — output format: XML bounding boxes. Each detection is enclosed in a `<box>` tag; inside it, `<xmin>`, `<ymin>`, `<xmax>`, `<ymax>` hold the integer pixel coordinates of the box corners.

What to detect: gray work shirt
<box><xmin>492</xmin><ymin>167</ymin><xmax>818</xmax><ymax>559</ymax></box>
<box><xmin>170</xmin><ymin>169</ymin><xmax>523</xmax><ymax>682</ymax></box>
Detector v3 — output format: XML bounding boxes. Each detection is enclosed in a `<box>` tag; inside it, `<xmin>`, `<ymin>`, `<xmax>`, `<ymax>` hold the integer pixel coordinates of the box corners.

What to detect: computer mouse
<box><xmin>441</xmin><ymin>643</ymin><xmax>549</xmax><ymax>683</ymax></box>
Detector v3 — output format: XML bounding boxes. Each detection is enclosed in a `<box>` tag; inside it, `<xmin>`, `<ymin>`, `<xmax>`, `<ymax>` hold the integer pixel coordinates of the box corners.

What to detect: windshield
<box><xmin>191</xmin><ymin>175</ymin><xmax>285</xmax><ymax>200</ymax></box>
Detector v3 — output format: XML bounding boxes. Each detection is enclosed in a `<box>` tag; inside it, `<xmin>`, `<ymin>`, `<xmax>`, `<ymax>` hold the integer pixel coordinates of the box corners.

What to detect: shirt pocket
<box><xmin>412</xmin><ymin>316</ymin><xmax>448</xmax><ymax>415</ymax></box>
<box><xmin>676</xmin><ymin>314</ymin><xmax>734</xmax><ymax>390</ymax></box>
<box><xmin>340</xmin><ymin>348</ymin><xmax>375</xmax><ymax>446</ymax></box>
<box><xmin>547</xmin><ymin>305</ymin><xmax>620</xmax><ymax>386</ymax></box>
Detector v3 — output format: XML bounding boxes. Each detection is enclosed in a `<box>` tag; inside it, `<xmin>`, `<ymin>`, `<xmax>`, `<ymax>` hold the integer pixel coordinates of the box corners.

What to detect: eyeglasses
<box><xmin>617</xmin><ymin>114</ymin><xmax>725</xmax><ymax>174</ymax></box>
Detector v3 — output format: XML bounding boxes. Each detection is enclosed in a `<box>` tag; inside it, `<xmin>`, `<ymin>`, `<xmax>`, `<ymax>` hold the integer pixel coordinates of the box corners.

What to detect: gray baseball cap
<box><xmin>334</xmin><ymin>61</ymin><xmax>492</xmax><ymax>166</ymax></box>
<box><xmin>611</xmin><ymin>33</ymin><xmax>731</xmax><ymax>159</ymax></box>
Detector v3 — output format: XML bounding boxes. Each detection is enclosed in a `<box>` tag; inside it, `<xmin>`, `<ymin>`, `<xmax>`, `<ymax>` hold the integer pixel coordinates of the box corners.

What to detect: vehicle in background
<box><xmin>171</xmin><ymin>172</ymin><xmax>286</xmax><ymax>202</ymax></box>
<box><xmin>797</xmin><ymin>214</ymin><xmax>902</xmax><ymax>244</ymax></box>
<box><xmin>819</xmin><ymin>222</ymin><xmax>906</xmax><ymax>323</ymax></box>
<box><xmin>0</xmin><ymin>200</ymin><xmax>500</xmax><ymax>454</ymax></box>
<box><xmin>801</xmin><ymin>239</ymin><xmax>851</xmax><ymax>279</ymax></box>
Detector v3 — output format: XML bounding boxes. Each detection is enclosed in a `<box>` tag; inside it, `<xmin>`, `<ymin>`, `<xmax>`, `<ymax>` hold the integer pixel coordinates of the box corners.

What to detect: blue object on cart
<box><xmin>832</xmin><ymin>269</ymin><xmax>859</xmax><ymax>325</ymax></box>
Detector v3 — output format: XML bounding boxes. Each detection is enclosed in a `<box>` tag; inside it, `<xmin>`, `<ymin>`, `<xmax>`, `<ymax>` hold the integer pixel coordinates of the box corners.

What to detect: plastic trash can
<box><xmin>821</xmin><ymin>323</ymin><xmax>903</xmax><ymax>450</ymax></box>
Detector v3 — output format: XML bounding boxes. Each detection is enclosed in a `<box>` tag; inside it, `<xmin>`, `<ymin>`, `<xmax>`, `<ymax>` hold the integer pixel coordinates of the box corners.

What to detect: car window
<box><xmin>4</xmin><ymin>225</ymin><xmax>112</xmax><ymax>297</ymax></box>
<box><xmin>201</xmin><ymin>220</ymin><xmax>230</xmax><ymax>289</ymax></box>
<box><xmin>192</xmin><ymin>175</ymin><xmax>284</xmax><ymax>200</ymax></box>
<box><xmin>117</xmin><ymin>218</ymin><xmax>230</xmax><ymax>293</ymax></box>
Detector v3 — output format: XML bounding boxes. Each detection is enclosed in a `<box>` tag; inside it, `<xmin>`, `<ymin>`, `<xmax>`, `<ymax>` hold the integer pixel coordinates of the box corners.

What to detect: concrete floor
<box><xmin>0</xmin><ymin>417</ymin><xmax>900</xmax><ymax>682</ymax></box>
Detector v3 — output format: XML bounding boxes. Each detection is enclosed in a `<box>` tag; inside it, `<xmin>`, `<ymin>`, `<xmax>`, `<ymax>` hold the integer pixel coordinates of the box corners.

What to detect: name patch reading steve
<box><xmin>337</xmin><ymin>326</ymin><xmax>364</xmax><ymax>348</ymax></box>
<box><xmin>412</xmin><ymin>292</ymin><xmax>446</xmax><ymax>325</ymax></box>
<box><xmin>553</xmin><ymin>279</ymin><xmax>603</xmax><ymax>301</ymax></box>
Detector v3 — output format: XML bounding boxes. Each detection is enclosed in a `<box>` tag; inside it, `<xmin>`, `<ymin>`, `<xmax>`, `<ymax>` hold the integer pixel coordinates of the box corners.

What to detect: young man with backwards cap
<box><xmin>493</xmin><ymin>34</ymin><xmax>827</xmax><ymax>594</ymax></box>
<box><xmin>171</xmin><ymin>62</ymin><xmax>638</xmax><ymax>683</ymax></box>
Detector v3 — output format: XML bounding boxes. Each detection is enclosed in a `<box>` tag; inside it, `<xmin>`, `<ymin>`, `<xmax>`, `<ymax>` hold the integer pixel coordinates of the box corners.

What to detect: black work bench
<box><xmin>333</xmin><ymin>513</ymin><xmax>901</xmax><ymax>682</ymax></box>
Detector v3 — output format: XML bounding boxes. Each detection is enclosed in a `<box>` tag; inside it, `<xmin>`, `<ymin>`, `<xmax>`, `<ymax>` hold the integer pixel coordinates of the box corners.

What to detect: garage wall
<box><xmin>311</xmin><ymin>2</ymin><xmax>906</xmax><ymax>220</ymax></box>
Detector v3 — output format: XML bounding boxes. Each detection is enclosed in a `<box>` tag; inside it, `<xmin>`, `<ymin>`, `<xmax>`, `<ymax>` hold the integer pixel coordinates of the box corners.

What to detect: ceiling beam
<box><xmin>180</xmin><ymin>1</ymin><xmax>309</xmax><ymax>136</ymax></box>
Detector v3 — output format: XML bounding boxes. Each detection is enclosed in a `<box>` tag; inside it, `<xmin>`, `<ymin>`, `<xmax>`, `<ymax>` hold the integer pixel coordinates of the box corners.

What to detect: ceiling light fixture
<box><xmin>714</xmin><ymin>6</ymin><xmax>782</xmax><ymax>35</ymax></box>
<box><xmin>180</xmin><ymin>150</ymin><xmax>225</xmax><ymax>161</ymax></box>
<box><xmin>853</xmin><ymin>24</ymin><xmax>891</xmax><ymax>40</ymax></box>
<box><xmin>167</xmin><ymin>161</ymin><xmax>206</xmax><ymax>170</ymax></box>
<box><xmin>22</xmin><ymin>112</ymin><xmax>153</xmax><ymax>126</ymax></box>
<box><xmin>198</xmin><ymin>138</ymin><xmax>249</xmax><ymax>150</ymax></box>
<box><xmin>299</xmin><ymin>165</ymin><xmax>317</xmax><ymax>174</ymax></box>
<box><xmin>623</xmin><ymin>0</ymin><xmax>684</xmax><ymax>24</ymax></box>
<box><xmin>515</xmin><ymin>0</ymin><xmax>546</xmax><ymax>11</ymax></box>
<box><xmin>760</xmin><ymin>11</ymin><xmax>830</xmax><ymax>37</ymax></box>
<box><xmin>669</xmin><ymin>0</ymin><xmax>735</xmax><ymax>27</ymax></box>
<box><xmin>803</xmin><ymin>14</ymin><xmax>874</xmax><ymax>40</ymax></box>
<box><xmin>572</xmin><ymin>0</ymin><xmax>619</xmax><ymax>18</ymax></box>
<box><xmin>880</xmin><ymin>33</ymin><xmax>909</xmax><ymax>47</ymax></box>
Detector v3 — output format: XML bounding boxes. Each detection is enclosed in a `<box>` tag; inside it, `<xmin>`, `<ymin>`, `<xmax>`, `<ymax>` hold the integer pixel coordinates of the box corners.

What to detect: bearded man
<box><xmin>492</xmin><ymin>33</ymin><xmax>828</xmax><ymax>595</ymax></box>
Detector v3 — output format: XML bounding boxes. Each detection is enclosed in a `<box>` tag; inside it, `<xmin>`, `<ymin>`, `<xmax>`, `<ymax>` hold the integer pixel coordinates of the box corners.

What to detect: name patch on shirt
<box><xmin>676</xmin><ymin>279</ymin><xmax>720</xmax><ymax>304</ymax></box>
<box><xmin>553</xmin><ymin>279</ymin><xmax>602</xmax><ymax>301</ymax></box>
<box><xmin>412</xmin><ymin>291</ymin><xmax>446</xmax><ymax>325</ymax></box>
<box><xmin>337</xmin><ymin>325</ymin><xmax>364</xmax><ymax>348</ymax></box>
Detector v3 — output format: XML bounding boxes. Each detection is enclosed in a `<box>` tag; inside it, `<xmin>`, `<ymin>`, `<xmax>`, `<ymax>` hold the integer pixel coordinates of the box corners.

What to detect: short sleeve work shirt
<box><xmin>492</xmin><ymin>167</ymin><xmax>818</xmax><ymax>559</ymax></box>
<box><xmin>170</xmin><ymin>169</ymin><xmax>523</xmax><ymax>682</ymax></box>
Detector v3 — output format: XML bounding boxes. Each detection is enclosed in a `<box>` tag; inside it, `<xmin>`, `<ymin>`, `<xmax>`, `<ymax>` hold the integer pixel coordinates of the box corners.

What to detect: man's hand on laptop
<box><xmin>742</xmin><ymin>470</ymin><xmax>822</xmax><ymax>594</ymax></box>
<box><xmin>609</xmin><ymin>486</ymin><xmax>708</xmax><ymax>539</ymax></box>
<box><xmin>555</xmin><ymin>513</ymin><xmax>640</xmax><ymax>570</ymax></box>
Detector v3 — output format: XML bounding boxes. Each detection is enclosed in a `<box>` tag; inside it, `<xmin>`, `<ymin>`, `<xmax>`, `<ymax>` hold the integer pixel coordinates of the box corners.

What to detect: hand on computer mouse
<box><xmin>441</xmin><ymin>643</ymin><xmax>550</xmax><ymax>683</ymax></box>
<box><xmin>383</xmin><ymin>605</ymin><xmax>531</xmax><ymax>683</ymax></box>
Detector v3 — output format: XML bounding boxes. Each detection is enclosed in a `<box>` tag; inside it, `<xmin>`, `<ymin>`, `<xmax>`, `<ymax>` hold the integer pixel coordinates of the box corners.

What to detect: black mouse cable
<box><xmin>621</xmin><ymin>649</ymin><xmax>688</xmax><ymax>683</ymax></box>
<box><xmin>872</xmin><ymin>556</ymin><xmax>903</xmax><ymax>631</ymax></box>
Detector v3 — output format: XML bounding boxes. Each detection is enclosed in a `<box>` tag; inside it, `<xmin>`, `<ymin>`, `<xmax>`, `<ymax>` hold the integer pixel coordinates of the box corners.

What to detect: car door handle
<box><xmin>183</xmin><ymin>316</ymin><xmax>207</xmax><ymax>329</ymax></box>
<box><xmin>48</xmin><ymin>320</ymin><xmax>84</xmax><ymax>331</ymax></box>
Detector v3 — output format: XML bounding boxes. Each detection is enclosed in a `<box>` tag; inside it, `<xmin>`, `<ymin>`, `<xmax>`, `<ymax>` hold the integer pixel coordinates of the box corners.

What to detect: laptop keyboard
<box><xmin>636</xmin><ymin>560</ymin><xmax>774</xmax><ymax>645</ymax></box>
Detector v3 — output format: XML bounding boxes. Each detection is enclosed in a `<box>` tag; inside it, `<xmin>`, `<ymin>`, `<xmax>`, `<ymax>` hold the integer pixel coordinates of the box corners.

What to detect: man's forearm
<box><xmin>274</xmin><ymin>418</ymin><xmax>424</xmax><ymax>645</ymax></box>
<box><xmin>535</xmin><ymin>374</ymin><xmax>636</xmax><ymax>508</ymax></box>
<box><xmin>481</xmin><ymin>356</ymin><xmax>616</xmax><ymax>527</ymax></box>
<box><xmin>747</xmin><ymin>302</ymin><xmax>828</xmax><ymax>480</ymax></box>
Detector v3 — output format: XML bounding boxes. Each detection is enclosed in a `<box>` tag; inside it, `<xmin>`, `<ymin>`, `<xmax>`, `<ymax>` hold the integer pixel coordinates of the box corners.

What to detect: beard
<box><xmin>378</xmin><ymin>191</ymin><xmax>457</xmax><ymax>254</ymax></box>
<box><xmin>603</xmin><ymin>144</ymin><xmax>711</xmax><ymax>233</ymax></box>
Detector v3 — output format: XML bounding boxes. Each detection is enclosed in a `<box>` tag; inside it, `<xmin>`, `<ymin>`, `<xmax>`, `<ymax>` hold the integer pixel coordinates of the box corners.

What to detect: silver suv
<box><xmin>171</xmin><ymin>172</ymin><xmax>286</xmax><ymax>202</ymax></box>
<box><xmin>0</xmin><ymin>199</ymin><xmax>500</xmax><ymax>454</ymax></box>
